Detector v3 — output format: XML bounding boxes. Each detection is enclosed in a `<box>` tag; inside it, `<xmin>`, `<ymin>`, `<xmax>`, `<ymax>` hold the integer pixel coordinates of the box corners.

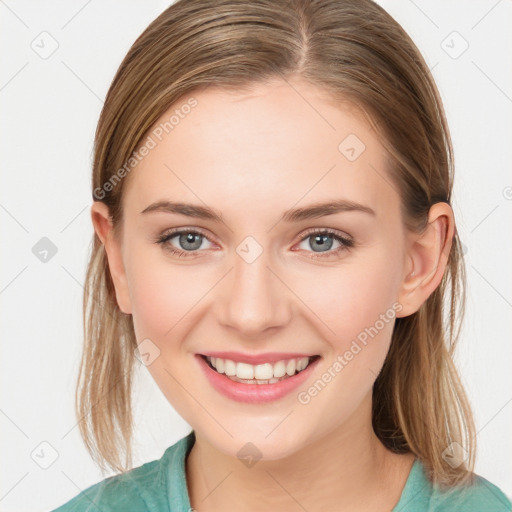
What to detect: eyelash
<box><xmin>154</xmin><ymin>227</ymin><xmax>354</xmax><ymax>260</ymax></box>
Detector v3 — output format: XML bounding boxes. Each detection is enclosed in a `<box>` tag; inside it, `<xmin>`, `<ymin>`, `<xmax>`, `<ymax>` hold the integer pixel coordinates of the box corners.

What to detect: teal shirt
<box><xmin>51</xmin><ymin>430</ymin><xmax>511</xmax><ymax>511</ymax></box>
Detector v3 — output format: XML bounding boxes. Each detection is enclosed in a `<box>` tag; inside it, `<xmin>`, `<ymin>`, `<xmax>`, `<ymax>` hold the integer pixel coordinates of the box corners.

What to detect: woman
<box><xmin>52</xmin><ymin>0</ymin><xmax>511</xmax><ymax>510</ymax></box>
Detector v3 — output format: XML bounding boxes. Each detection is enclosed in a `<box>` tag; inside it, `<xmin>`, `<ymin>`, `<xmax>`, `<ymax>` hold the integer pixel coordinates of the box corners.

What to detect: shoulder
<box><xmin>50</xmin><ymin>458</ymin><xmax>164</xmax><ymax>512</ymax></box>
<box><xmin>431</xmin><ymin>474</ymin><xmax>512</xmax><ymax>512</ymax></box>
<box><xmin>394</xmin><ymin>458</ymin><xmax>511</xmax><ymax>512</ymax></box>
<box><xmin>50</xmin><ymin>432</ymin><xmax>194</xmax><ymax>512</ymax></box>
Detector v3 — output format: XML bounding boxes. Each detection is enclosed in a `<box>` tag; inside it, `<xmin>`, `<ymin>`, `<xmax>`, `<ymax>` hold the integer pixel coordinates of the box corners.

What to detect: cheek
<box><xmin>293</xmin><ymin>263</ymin><xmax>399</xmax><ymax>428</ymax></box>
<box><xmin>303</xmin><ymin>245</ymin><xmax>403</xmax><ymax>410</ymax></box>
<box><xmin>291</xmin><ymin>256</ymin><xmax>400</xmax><ymax>346</ymax></box>
<box><xmin>124</xmin><ymin>248</ymin><xmax>208</xmax><ymax>424</ymax></box>
<box><xmin>289</xmin><ymin>248</ymin><xmax>402</xmax><ymax>414</ymax></box>
<box><xmin>124</xmin><ymin>244</ymin><xmax>205</xmax><ymax>341</ymax></box>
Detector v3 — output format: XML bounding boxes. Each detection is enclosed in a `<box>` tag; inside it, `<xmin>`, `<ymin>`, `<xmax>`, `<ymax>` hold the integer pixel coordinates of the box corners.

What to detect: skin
<box><xmin>92</xmin><ymin>77</ymin><xmax>454</xmax><ymax>511</ymax></box>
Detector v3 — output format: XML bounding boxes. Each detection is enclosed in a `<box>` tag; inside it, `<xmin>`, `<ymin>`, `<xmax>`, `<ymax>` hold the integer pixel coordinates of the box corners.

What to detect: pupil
<box><xmin>180</xmin><ymin>232</ymin><xmax>202</xmax><ymax>250</ymax></box>
<box><xmin>312</xmin><ymin>234</ymin><xmax>332</xmax><ymax>252</ymax></box>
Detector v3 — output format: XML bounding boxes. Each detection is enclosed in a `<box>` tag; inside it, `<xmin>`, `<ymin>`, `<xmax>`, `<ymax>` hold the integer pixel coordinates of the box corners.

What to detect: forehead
<box><xmin>123</xmin><ymin>78</ymin><xmax>399</xmax><ymax>224</ymax></box>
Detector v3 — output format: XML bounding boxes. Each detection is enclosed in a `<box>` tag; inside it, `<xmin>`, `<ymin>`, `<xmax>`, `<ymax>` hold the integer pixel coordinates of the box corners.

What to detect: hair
<box><xmin>78</xmin><ymin>0</ymin><xmax>476</xmax><ymax>487</ymax></box>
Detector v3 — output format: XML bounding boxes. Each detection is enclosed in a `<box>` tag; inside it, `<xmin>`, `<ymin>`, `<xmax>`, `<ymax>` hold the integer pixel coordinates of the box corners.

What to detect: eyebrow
<box><xmin>140</xmin><ymin>199</ymin><xmax>376</xmax><ymax>222</ymax></box>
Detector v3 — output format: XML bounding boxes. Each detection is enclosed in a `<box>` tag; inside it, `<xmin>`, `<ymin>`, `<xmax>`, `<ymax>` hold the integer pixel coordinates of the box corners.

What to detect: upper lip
<box><xmin>199</xmin><ymin>351</ymin><xmax>320</xmax><ymax>365</ymax></box>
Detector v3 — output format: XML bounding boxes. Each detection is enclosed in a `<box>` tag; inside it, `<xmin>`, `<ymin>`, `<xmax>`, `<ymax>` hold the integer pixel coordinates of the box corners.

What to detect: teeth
<box><xmin>215</xmin><ymin>358</ymin><xmax>225</xmax><ymax>374</ymax></box>
<box><xmin>237</xmin><ymin>362</ymin><xmax>254</xmax><ymax>379</ymax></box>
<box><xmin>206</xmin><ymin>355</ymin><xmax>313</xmax><ymax>381</ymax></box>
<box><xmin>224</xmin><ymin>359</ymin><xmax>236</xmax><ymax>376</ymax></box>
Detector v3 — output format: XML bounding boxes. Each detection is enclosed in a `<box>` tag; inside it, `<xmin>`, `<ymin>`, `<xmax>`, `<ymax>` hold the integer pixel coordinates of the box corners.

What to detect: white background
<box><xmin>0</xmin><ymin>1</ymin><xmax>511</xmax><ymax>510</ymax></box>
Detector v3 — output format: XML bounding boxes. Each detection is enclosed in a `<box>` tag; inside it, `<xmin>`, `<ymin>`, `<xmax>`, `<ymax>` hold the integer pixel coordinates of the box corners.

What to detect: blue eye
<box><xmin>156</xmin><ymin>229</ymin><xmax>213</xmax><ymax>258</ymax></box>
<box><xmin>155</xmin><ymin>228</ymin><xmax>354</xmax><ymax>259</ymax></box>
<box><xmin>296</xmin><ymin>228</ymin><xmax>354</xmax><ymax>259</ymax></box>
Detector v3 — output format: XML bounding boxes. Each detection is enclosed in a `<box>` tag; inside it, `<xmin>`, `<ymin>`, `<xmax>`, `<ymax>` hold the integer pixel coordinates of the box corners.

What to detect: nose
<box><xmin>216</xmin><ymin>245</ymin><xmax>292</xmax><ymax>338</ymax></box>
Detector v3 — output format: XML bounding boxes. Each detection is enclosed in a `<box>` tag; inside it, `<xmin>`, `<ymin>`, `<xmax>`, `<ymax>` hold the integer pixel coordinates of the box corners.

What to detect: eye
<box><xmin>155</xmin><ymin>228</ymin><xmax>214</xmax><ymax>258</ymax></box>
<box><xmin>294</xmin><ymin>228</ymin><xmax>354</xmax><ymax>259</ymax></box>
<box><xmin>154</xmin><ymin>227</ymin><xmax>354</xmax><ymax>260</ymax></box>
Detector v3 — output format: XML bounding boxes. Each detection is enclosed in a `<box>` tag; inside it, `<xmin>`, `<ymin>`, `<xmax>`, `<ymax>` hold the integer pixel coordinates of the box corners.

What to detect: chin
<box><xmin>207</xmin><ymin>424</ymin><xmax>313</xmax><ymax>463</ymax></box>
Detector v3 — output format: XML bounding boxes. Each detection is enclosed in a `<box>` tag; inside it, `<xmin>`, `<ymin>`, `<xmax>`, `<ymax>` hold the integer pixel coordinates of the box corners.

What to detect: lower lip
<box><xmin>196</xmin><ymin>354</ymin><xmax>320</xmax><ymax>403</ymax></box>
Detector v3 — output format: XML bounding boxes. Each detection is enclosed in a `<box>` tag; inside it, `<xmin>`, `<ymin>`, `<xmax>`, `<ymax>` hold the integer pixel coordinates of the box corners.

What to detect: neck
<box><xmin>185</xmin><ymin>393</ymin><xmax>414</xmax><ymax>512</ymax></box>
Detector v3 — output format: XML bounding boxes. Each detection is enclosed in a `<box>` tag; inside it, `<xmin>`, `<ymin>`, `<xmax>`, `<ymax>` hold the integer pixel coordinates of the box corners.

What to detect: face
<box><xmin>94</xmin><ymin>77</ymin><xmax>437</xmax><ymax>461</ymax></box>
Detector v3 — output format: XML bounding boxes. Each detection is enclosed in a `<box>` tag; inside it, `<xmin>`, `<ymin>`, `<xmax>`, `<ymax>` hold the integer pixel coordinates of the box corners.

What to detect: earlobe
<box><xmin>396</xmin><ymin>203</ymin><xmax>454</xmax><ymax>318</ymax></box>
<box><xmin>90</xmin><ymin>202</ymin><xmax>132</xmax><ymax>315</ymax></box>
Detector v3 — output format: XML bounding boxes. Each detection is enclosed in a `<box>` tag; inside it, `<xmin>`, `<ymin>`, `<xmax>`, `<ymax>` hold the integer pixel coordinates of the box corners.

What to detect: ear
<box><xmin>90</xmin><ymin>201</ymin><xmax>132</xmax><ymax>315</ymax></box>
<box><xmin>395</xmin><ymin>202</ymin><xmax>454</xmax><ymax>318</ymax></box>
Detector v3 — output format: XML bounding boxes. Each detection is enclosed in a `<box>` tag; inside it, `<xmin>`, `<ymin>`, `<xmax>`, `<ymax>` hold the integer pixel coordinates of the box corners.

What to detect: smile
<box><xmin>203</xmin><ymin>355</ymin><xmax>319</xmax><ymax>384</ymax></box>
<box><xmin>196</xmin><ymin>353</ymin><xmax>322</xmax><ymax>403</ymax></box>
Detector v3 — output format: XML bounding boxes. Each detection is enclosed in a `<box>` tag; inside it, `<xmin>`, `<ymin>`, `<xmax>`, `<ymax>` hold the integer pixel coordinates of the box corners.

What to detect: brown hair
<box><xmin>78</xmin><ymin>0</ymin><xmax>476</xmax><ymax>486</ymax></box>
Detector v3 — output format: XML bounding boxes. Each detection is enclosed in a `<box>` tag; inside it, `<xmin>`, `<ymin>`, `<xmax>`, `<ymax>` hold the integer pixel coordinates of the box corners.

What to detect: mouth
<box><xmin>199</xmin><ymin>354</ymin><xmax>321</xmax><ymax>385</ymax></box>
